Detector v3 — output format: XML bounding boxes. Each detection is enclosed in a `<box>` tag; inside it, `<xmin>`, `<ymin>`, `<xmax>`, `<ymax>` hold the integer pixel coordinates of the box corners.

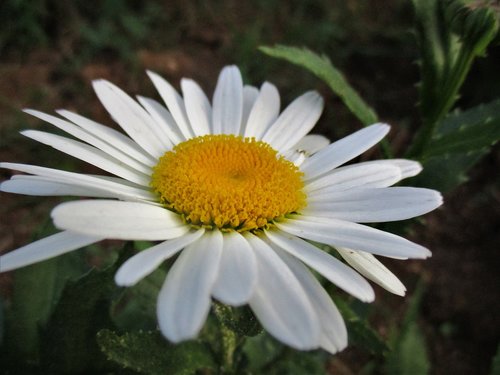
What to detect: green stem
<box><xmin>380</xmin><ymin>138</ymin><xmax>393</xmax><ymax>159</ymax></box>
<box><xmin>212</xmin><ymin>303</ymin><xmax>239</xmax><ymax>374</ymax></box>
<box><xmin>407</xmin><ymin>48</ymin><xmax>474</xmax><ymax>158</ymax></box>
<box><xmin>220</xmin><ymin>324</ymin><xmax>237</xmax><ymax>374</ymax></box>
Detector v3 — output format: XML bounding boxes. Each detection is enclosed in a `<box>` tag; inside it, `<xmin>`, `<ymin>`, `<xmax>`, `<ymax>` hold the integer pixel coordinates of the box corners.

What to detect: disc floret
<box><xmin>151</xmin><ymin>135</ymin><xmax>306</xmax><ymax>231</ymax></box>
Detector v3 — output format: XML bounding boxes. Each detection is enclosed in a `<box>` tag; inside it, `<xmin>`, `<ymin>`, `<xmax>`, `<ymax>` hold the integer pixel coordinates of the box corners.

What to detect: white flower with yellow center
<box><xmin>0</xmin><ymin>66</ymin><xmax>442</xmax><ymax>353</ymax></box>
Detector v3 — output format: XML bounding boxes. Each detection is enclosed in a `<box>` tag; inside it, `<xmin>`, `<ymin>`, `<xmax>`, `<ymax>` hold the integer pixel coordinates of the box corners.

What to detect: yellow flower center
<box><xmin>151</xmin><ymin>135</ymin><xmax>306</xmax><ymax>231</ymax></box>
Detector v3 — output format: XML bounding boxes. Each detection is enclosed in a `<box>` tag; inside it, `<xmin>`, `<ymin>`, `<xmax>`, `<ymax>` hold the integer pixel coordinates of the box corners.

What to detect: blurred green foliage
<box><xmin>408</xmin><ymin>0</ymin><xmax>499</xmax><ymax>157</ymax></box>
<box><xmin>385</xmin><ymin>281</ymin><xmax>430</xmax><ymax>375</ymax></box>
<box><xmin>0</xmin><ymin>0</ymin><xmax>165</xmax><ymax>61</ymax></box>
<box><xmin>0</xmin><ymin>0</ymin><xmax>49</xmax><ymax>53</ymax></box>
<box><xmin>97</xmin><ymin>330</ymin><xmax>215</xmax><ymax>375</ymax></box>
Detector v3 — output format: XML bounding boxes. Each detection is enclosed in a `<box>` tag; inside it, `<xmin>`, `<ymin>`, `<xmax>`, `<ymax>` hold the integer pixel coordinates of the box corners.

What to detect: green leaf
<box><xmin>212</xmin><ymin>303</ymin><xmax>263</xmax><ymax>373</ymax></box>
<box><xmin>413</xmin><ymin>150</ymin><xmax>486</xmax><ymax>192</ymax></box>
<box><xmin>424</xmin><ymin>119</ymin><xmax>500</xmax><ymax>156</ymax></box>
<box><xmin>425</xmin><ymin>99</ymin><xmax>500</xmax><ymax>157</ymax></box>
<box><xmin>386</xmin><ymin>322</ymin><xmax>431</xmax><ymax>375</ymax></box>
<box><xmin>437</xmin><ymin>99</ymin><xmax>500</xmax><ymax>135</ymax></box>
<box><xmin>385</xmin><ymin>280</ymin><xmax>431</xmax><ymax>375</ymax></box>
<box><xmin>3</xmin><ymin>235</ymin><xmax>88</xmax><ymax>361</ymax></box>
<box><xmin>399</xmin><ymin>279</ymin><xmax>426</xmax><ymax>330</ymax></box>
<box><xmin>242</xmin><ymin>332</ymin><xmax>284</xmax><ymax>372</ymax></box>
<box><xmin>408</xmin><ymin>0</ymin><xmax>498</xmax><ymax>157</ymax></box>
<box><xmin>111</xmin><ymin>267</ymin><xmax>165</xmax><ymax>332</ymax></box>
<box><xmin>4</xmin><ymin>260</ymin><xmax>58</xmax><ymax>360</ymax></box>
<box><xmin>97</xmin><ymin>329</ymin><xmax>215</xmax><ymax>375</ymax></box>
<box><xmin>270</xmin><ymin>350</ymin><xmax>326</xmax><ymax>375</ymax></box>
<box><xmin>490</xmin><ymin>343</ymin><xmax>500</xmax><ymax>375</ymax></box>
<box><xmin>259</xmin><ymin>45</ymin><xmax>378</xmax><ymax>126</ymax></box>
<box><xmin>213</xmin><ymin>302</ymin><xmax>262</xmax><ymax>338</ymax></box>
<box><xmin>412</xmin><ymin>99</ymin><xmax>500</xmax><ymax>191</ymax></box>
<box><xmin>39</xmin><ymin>264</ymin><xmax>118</xmax><ymax>374</ymax></box>
<box><xmin>334</xmin><ymin>297</ymin><xmax>388</xmax><ymax>356</ymax></box>
<box><xmin>0</xmin><ymin>220</ymin><xmax>102</xmax><ymax>373</ymax></box>
<box><xmin>243</xmin><ymin>332</ymin><xmax>326</xmax><ymax>375</ymax></box>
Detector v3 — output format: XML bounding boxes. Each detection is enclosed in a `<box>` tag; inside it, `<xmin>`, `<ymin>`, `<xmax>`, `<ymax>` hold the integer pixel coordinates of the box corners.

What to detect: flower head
<box><xmin>0</xmin><ymin>65</ymin><xmax>442</xmax><ymax>353</ymax></box>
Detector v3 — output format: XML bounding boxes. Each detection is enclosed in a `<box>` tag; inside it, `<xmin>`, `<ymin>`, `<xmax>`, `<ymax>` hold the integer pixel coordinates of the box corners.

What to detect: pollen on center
<box><xmin>150</xmin><ymin>135</ymin><xmax>306</xmax><ymax>231</ymax></box>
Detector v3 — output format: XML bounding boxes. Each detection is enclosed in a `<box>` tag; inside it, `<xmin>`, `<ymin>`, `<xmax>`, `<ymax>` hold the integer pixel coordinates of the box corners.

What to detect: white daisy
<box><xmin>0</xmin><ymin>65</ymin><xmax>442</xmax><ymax>353</ymax></box>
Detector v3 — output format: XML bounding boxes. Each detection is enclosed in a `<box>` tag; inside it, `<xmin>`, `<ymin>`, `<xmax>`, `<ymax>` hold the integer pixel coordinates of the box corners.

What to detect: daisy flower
<box><xmin>0</xmin><ymin>65</ymin><xmax>442</xmax><ymax>353</ymax></box>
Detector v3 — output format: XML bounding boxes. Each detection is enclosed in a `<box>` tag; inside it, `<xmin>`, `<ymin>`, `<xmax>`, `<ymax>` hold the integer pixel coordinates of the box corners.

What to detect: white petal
<box><xmin>21</xmin><ymin>130</ymin><xmax>150</xmax><ymax>186</ymax></box>
<box><xmin>147</xmin><ymin>70</ymin><xmax>194</xmax><ymax>140</ymax></box>
<box><xmin>275</xmin><ymin>248</ymin><xmax>347</xmax><ymax>353</ymax></box>
<box><xmin>1</xmin><ymin>176</ymin><xmax>118</xmax><ymax>198</ymax></box>
<box><xmin>92</xmin><ymin>80</ymin><xmax>166</xmax><ymax>158</ymax></box>
<box><xmin>212</xmin><ymin>231</ymin><xmax>257</xmax><ymax>306</ymax></box>
<box><xmin>52</xmin><ymin>200</ymin><xmax>188</xmax><ymax>240</ymax></box>
<box><xmin>56</xmin><ymin>109</ymin><xmax>156</xmax><ymax>166</ymax></box>
<box><xmin>277</xmin><ymin>215</ymin><xmax>432</xmax><ymax>259</ymax></box>
<box><xmin>240</xmin><ymin>85</ymin><xmax>259</xmax><ymax>134</ymax></box>
<box><xmin>25</xmin><ymin>109</ymin><xmax>153</xmax><ymax>175</ymax></box>
<box><xmin>212</xmin><ymin>66</ymin><xmax>243</xmax><ymax>135</ymax></box>
<box><xmin>355</xmin><ymin>159</ymin><xmax>423</xmax><ymax>179</ymax></box>
<box><xmin>391</xmin><ymin>159</ymin><xmax>422</xmax><ymax>178</ymax></box>
<box><xmin>262</xmin><ymin>91</ymin><xmax>323</xmax><ymax>152</ymax></box>
<box><xmin>0</xmin><ymin>231</ymin><xmax>102</xmax><ymax>272</ymax></box>
<box><xmin>137</xmin><ymin>96</ymin><xmax>184</xmax><ymax>145</ymax></box>
<box><xmin>265</xmin><ymin>230</ymin><xmax>374</xmax><ymax>302</ymax></box>
<box><xmin>337</xmin><ymin>247</ymin><xmax>406</xmax><ymax>296</ymax></box>
<box><xmin>181</xmin><ymin>78</ymin><xmax>211</xmax><ymax>136</ymax></box>
<box><xmin>0</xmin><ymin>163</ymin><xmax>156</xmax><ymax>202</ymax></box>
<box><xmin>305</xmin><ymin>163</ymin><xmax>401</xmax><ymax>193</ymax></box>
<box><xmin>133</xmin><ymin>96</ymin><xmax>175</xmax><ymax>149</ymax></box>
<box><xmin>115</xmin><ymin>229</ymin><xmax>205</xmax><ymax>286</ymax></box>
<box><xmin>301</xmin><ymin>124</ymin><xmax>390</xmax><ymax>180</ymax></box>
<box><xmin>292</xmin><ymin>134</ymin><xmax>330</xmax><ymax>155</ymax></box>
<box><xmin>282</xmin><ymin>150</ymin><xmax>307</xmax><ymax>166</ymax></box>
<box><xmin>244</xmin><ymin>82</ymin><xmax>280</xmax><ymax>139</ymax></box>
<box><xmin>94</xmin><ymin>175</ymin><xmax>144</xmax><ymax>187</ymax></box>
<box><xmin>157</xmin><ymin>230</ymin><xmax>223</xmax><ymax>342</ymax></box>
<box><xmin>246</xmin><ymin>233</ymin><xmax>320</xmax><ymax>350</ymax></box>
<box><xmin>305</xmin><ymin>187</ymin><xmax>443</xmax><ymax>222</ymax></box>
